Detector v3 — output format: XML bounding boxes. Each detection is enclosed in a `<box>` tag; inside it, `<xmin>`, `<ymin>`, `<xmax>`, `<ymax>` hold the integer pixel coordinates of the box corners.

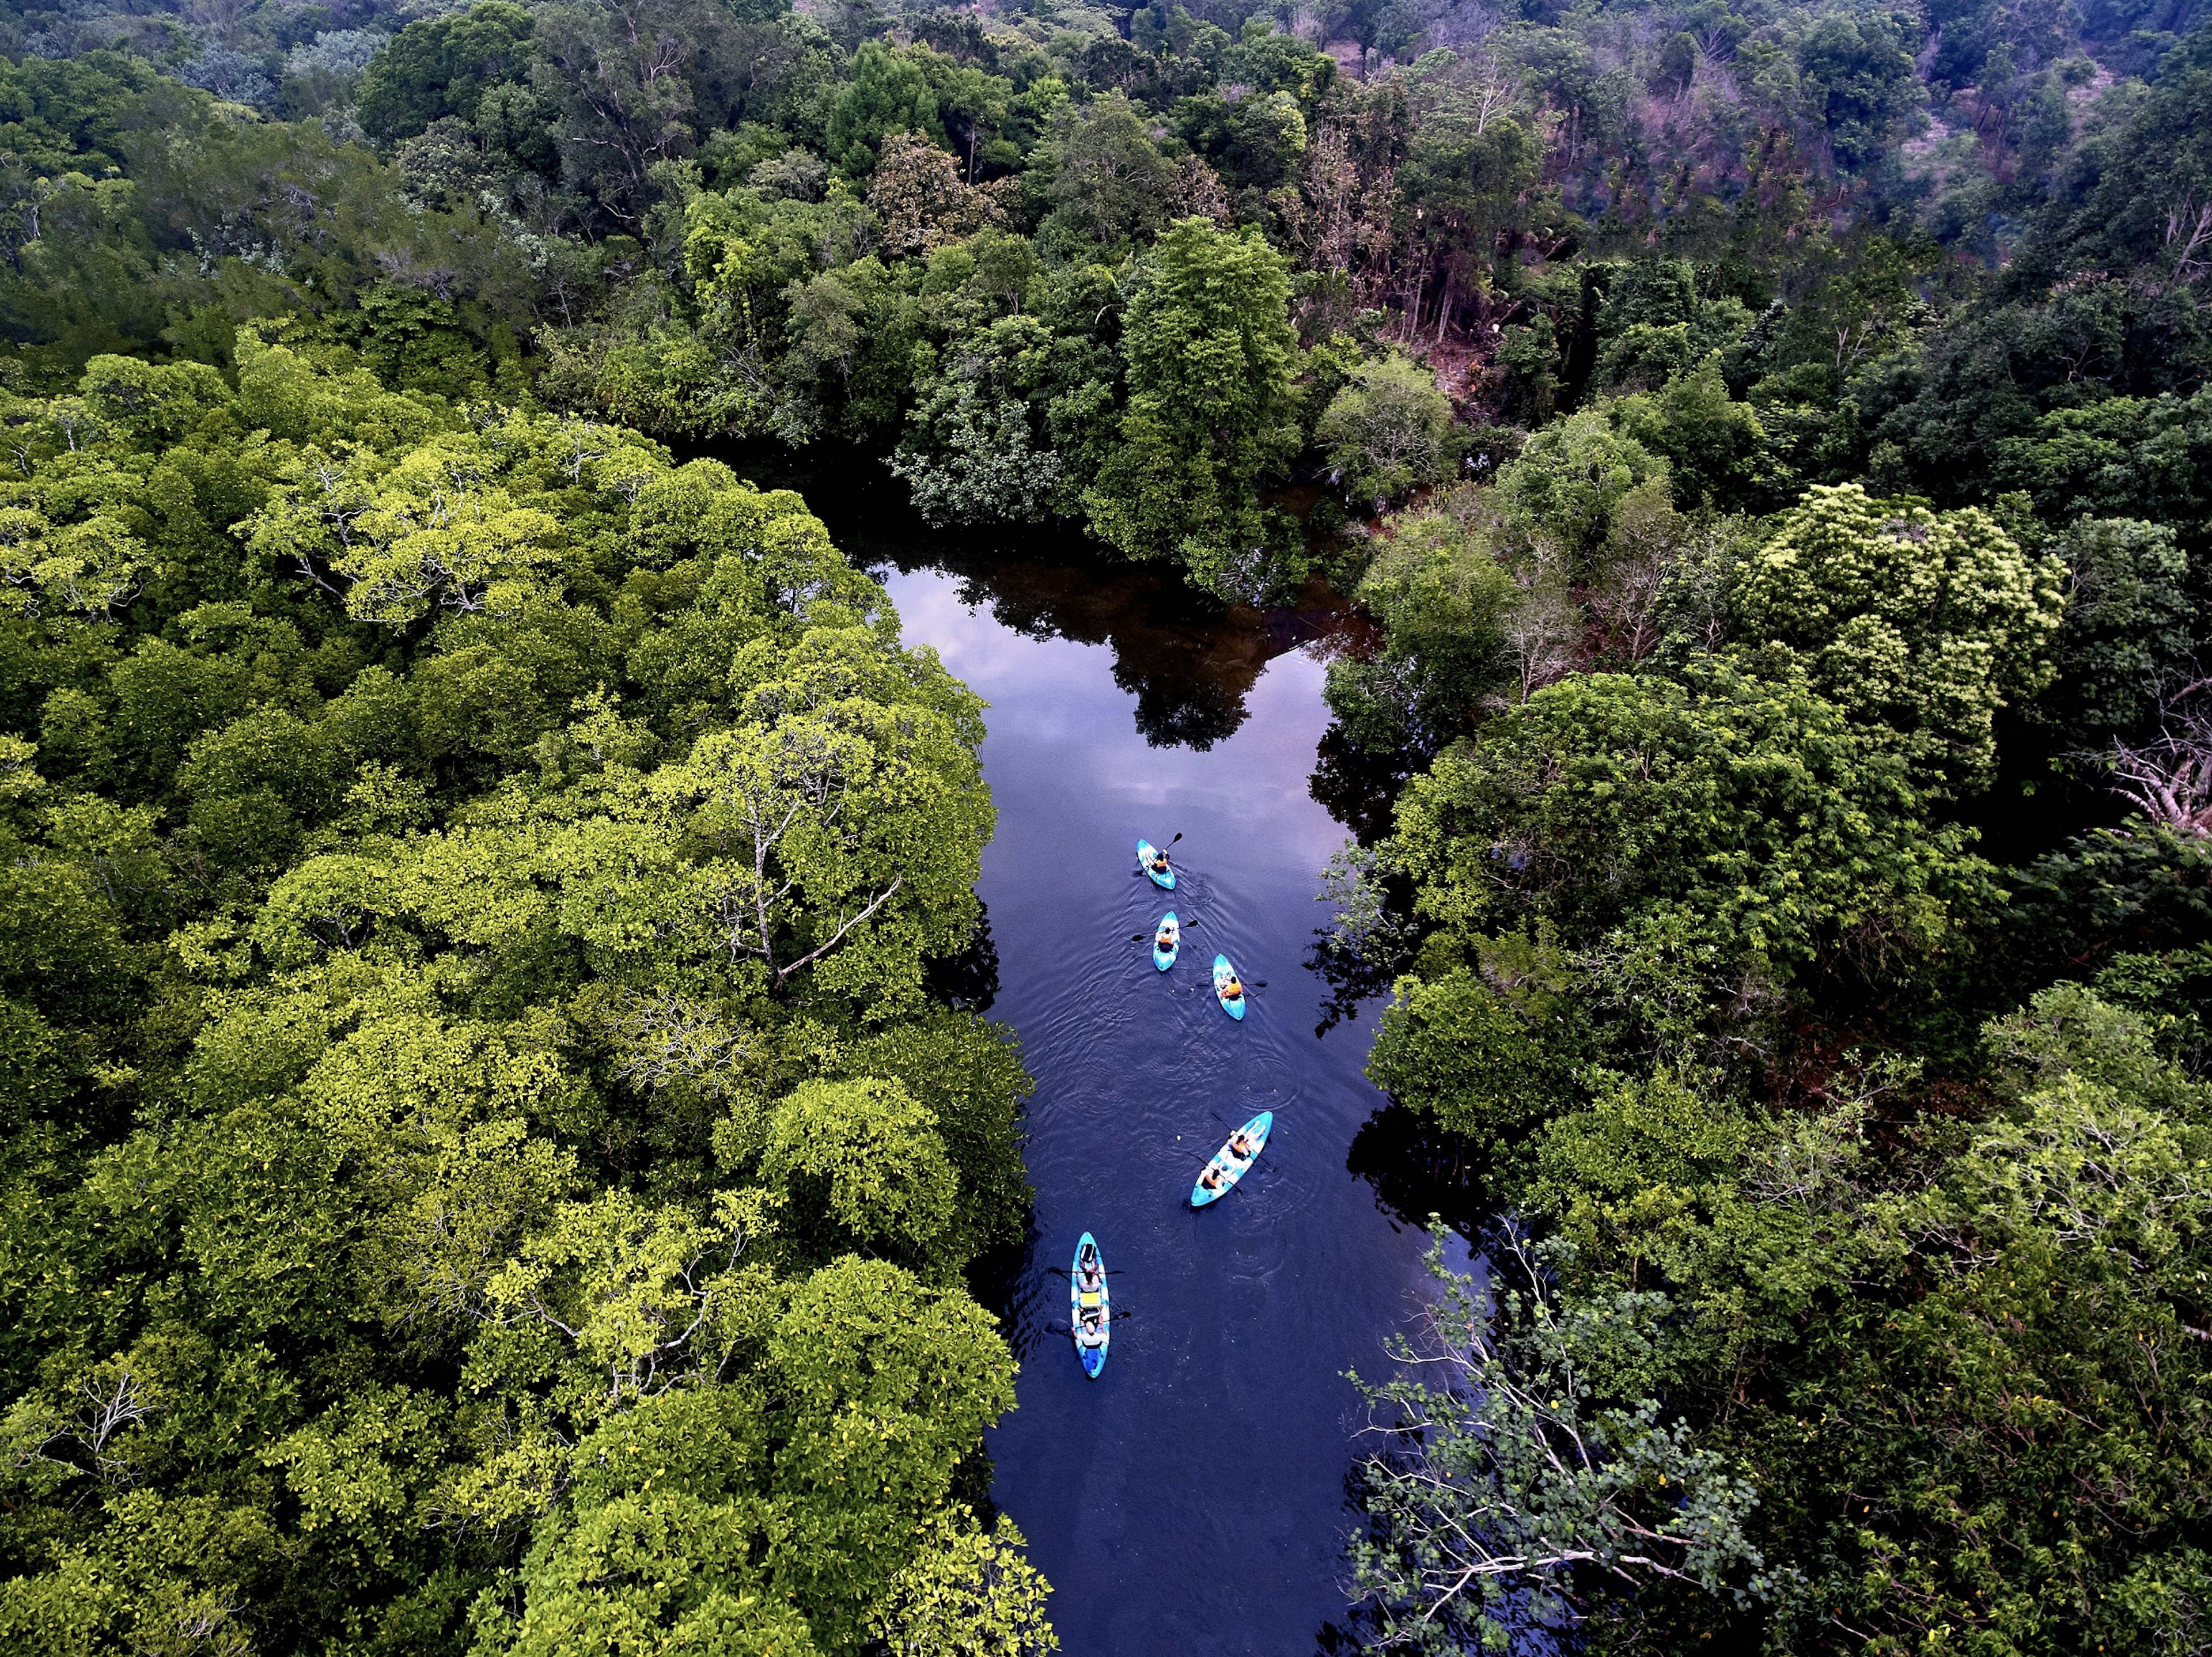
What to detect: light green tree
<box><xmin>765</xmin><ymin>1256</ymin><xmax>1018</xmax><ymax>1647</ymax></box>
<box><xmin>1493</xmin><ymin>407</ymin><xmax>1669</xmax><ymax>574</ymax></box>
<box><xmin>762</xmin><ymin>1078</ymin><xmax>960</xmax><ymax>1265</ymax></box>
<box><xmin>1729</xmin><ymin>483</ymin><xmax>2067</xmax><ymax>793</ymax></box>
<box><xmin>1316</xmin><ymin>352</ymin><xmax>1456</xmax><ymax>510</ymax></box>
<box><xmin>871</xmin><ymin>1507</ymin><xmax>1058</xmax><ymax>1657</ymax></box>
<box><xmin>1324</xmin><ymin>503</ymin><xmax>1516</xmax><ymax>749</ymax></box>
<box><xmin>559</xmin><ymin>628</ymin><xmax>992</xmax><ymax>1012</ymax></box>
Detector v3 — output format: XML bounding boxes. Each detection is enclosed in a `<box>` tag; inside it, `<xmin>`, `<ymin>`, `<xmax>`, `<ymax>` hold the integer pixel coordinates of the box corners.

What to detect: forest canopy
<box><xmin>1</xmin><ymin>0</ymin><xmax>2210</xmax><ymax>1650</ymax></box>
<box><xmin>0</xmin><ymin>337</ymin><xmax>1048</xmax><ymax>1654</ymax></box>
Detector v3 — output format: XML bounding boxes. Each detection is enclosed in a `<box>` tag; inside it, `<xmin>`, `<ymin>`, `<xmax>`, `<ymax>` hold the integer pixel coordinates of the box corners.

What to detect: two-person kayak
<box><xmin>1071</xmin><ymin>1232</ymin><xmax>1109</xmax><ymax>1377</ymax></box>
<box><xmin>1191</xmin><ymin>1112</ymin><xmax>1272</xmax><ymax>1207</ymax></box>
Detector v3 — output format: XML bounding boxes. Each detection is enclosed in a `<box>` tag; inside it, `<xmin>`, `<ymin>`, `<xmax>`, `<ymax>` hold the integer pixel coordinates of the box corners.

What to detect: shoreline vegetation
<box><xmin>0</xmin><ymin>0</ymin><xmax>2206</xmax><ymax>1650</ymax></box>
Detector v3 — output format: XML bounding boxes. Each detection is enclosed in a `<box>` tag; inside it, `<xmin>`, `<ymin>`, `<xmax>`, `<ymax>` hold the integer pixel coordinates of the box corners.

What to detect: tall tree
<box><xmin>1084</xmin><ymin>218</ymin><xmax>1300</xmax><ymax>600</ymax></box>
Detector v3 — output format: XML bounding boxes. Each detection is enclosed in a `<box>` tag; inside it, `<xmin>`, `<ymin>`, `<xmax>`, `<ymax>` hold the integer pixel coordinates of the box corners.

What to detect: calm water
<box><xmin>876</xmin><ymin>550</ymin><xmax>1456</xmax><ymax>1654</ymax></box>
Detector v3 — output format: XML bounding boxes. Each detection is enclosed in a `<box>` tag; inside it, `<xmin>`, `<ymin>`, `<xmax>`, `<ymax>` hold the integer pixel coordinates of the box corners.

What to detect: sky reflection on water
<box><xmin>880</xmin><ymin>559</ymin><xmax>1440</xmax><ymax>1656</ymax></box>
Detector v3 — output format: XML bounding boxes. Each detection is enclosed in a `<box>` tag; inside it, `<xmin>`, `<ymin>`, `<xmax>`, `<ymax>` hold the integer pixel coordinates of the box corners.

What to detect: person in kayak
<box><xmin>1076</xmin><ymin>1304</ymin><xmax>1105</xmax><ymax>1345</ymax></box>
<box><xmin>1229</xmin><ymin>1129</ymin><xmax>1257</xmax><ymax>1161</ymax></box>
<box><xmin>1077</xmin><ymin>1243</ymin><xmax>1103</xmax><ymax>1290</ymax></box>
<box><xmin>1199</xmin><ymin>1164</ymin><xmax>1224</xmax><ymax>1193</ymax></box>
<box><xmin>1221</xmin><ymin>974</ymin><xmax>1244</xmax><ymax>1001</ymax></box>
<box><xmin>1156</xmin><ymin>922</ymin><xmax>1176</xmax><ymax>951</ymax></box>
<box><xmin>1149</xmin><ymin>848</ymin><xmax>1172</xmax><ymax>875</ymax></box>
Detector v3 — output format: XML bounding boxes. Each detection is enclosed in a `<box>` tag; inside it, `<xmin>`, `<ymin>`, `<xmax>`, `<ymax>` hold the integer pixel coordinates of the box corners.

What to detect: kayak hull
<box><xmin>1136</xmin><ymin>839</ymin><xmax>1176</xmax><ymax>891</ymax></box>
<box><xmin>1153</xmin><ymin>912</ymin><xmax>1179</xmax><ymax>971</ymax></box>
<box><xmin>1191</xmin><ymin>1112</ymin><xmax>1273</xmax><ymax>1207</ymax></box>
<box><xmin>1071</xmin><ymin>1232</ymin><xmax>1108</xmax><ymax>1378</ymax></box>
<box><xmin>1212</xmin><ymin>953</ymin><xmax>1246</xmax><ymax>1019</ymax></box>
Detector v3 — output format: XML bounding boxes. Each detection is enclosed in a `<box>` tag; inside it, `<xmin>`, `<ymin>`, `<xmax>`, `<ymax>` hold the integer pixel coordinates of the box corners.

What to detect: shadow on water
<box><xmin>718</xmin><ymin>437</ymin><xmax>1377</xmax><ymax>752</ymax></box>
<box><xmin>923</xmin><ymin>896</ymin><xmax>1001</xmax><ymax>1015</ymax></box>
<box><xmin>1309</xmin><ymin>722</ymin><xmax>1423</xmax><ymax>848</ymax></box>
<box><xmin>1345</xmin><ymin>1102</ymin><xmax>1495</xmax><ymax>1242</ymax></box>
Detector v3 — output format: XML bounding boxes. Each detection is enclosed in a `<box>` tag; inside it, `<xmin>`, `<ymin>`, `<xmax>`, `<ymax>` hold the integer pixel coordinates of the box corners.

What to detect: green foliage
<box><xmin>762</xmin><ymin>1078</ymin><xmax>960</xmax><ymax>1267</ymax></box>
<box><xmin>1324</xmin><ymin>502</ymin><xmax>1516</xmax><ymax>749</ymax></box>
<box><xmin>1728</xmin><ymin>483</ymin><xmax>2068</xmax><ymax>794</ymax></box>
<box><xmin>10</xmin><ymin>5</ymin><xmax>2212</xmax><ymax>1650</ymax></box>
<box><xmin>0</xmin><ymin>342</ymin><xmax>1046</xmax><ymax>1655</ymax></box>
<box><xmin>1038</xmin><ymin>94</ymin><xmax>1177</xmax><ymax>256</ymax></box>
<box><xmin>2032</xmin><ymin>516</ymin><xmax>2198</xmax><ymax>745</ymax></box>
<box><xmin>1387</xmin><ymin>664</ymin><xmax>1987</xmax><ymax>975</ymax></box>
<box><xmin>354</xmin><ymin>2</ymin><xmax>535</xmax><ymax>145</ymax></box>
<box><xmin>1084</xmin><ymin>219</ymin><xmax>1300</xmax><ymax>601</ymax></box>
<box><xmin>869</xmin><ymin>1508</ymin><xmax>1058</xmax><ymax>1657</ymax></box>
<box><xmin>1493</xmin><ymin>408</ymin><xmax>1669</xmax><ymax>575</ymax></box>
<box><xmin>1365</xmin><ymin>926</ymin><xmax>1583</xmax><ymax>1160</ymax></box>
<box><xmin>1795</xmin><ymin>12</ymin><xmax>1924</xmax><ymax>170</ymax></box>
<box><xmin>1609</xmin><ymin>358</ymin><xmax>1771</xmax><ymax>513</ymax></box>
<box><xmin>1317</xmin><ymin>352</ymin><xmax>1456</xmax><ymax>509</ymax></box>
<box><xmin>1347</xmin><ymin>1227</ymin><xmax>1771</xmax><ymax>1653</ymax></box>
<box><xmin>1992</xmin><ymin>388</ymin><xmax>2212</xmax><ymax>528</ymax></box>
<box><xmin>827</xmin><ymin>43</ymin><xmax>944</xmax><ymax>177</ymax></box>
<box><xmin>890</xmin><ymin>312</ymin><xmax>1065</xmax><ymax>528</ymax></box>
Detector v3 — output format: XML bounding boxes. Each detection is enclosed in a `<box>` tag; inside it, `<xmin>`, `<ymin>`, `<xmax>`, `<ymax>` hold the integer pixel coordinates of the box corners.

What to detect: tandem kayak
<box><xmin>1071</xmin><ymin>1233</ymin><xmax>1109</xmax><ymax>1377</ymax></box>
<box><xmin>1191</xmin><ymin>1112</ymin><xmax>1272</xmax><ymax>1207</ymax></box>
<box><xmin>1212</xmin><ymin>953</ymin><xmax>1247</xmax><ymax>1019</ymax></box>
<box><xmin>1153</xmin><ymin>912</ymin><xmax>1179</xmax><ymax>971</ymax></box>
<box><xmin>1137</xmin><ymin>839</ymin><xmax>1175</xmax><ymax>890</ymax></box>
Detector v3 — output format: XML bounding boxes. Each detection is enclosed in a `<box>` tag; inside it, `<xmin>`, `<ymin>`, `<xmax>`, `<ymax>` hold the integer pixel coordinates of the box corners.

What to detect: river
<box><xmin>872</xmin><ymin>542</ymin><xmax>1459</xmax><ymax>1654</ymax></box>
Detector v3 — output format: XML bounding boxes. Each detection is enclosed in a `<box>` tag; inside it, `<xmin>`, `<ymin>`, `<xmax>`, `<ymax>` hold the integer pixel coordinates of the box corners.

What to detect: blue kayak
<box><xmin>1137</xmin><ymin>839</ymin><xmax>1175</xmax><ymax>890</ymax></box>
<box><xmin>1213</xmin><ymin>953</ymin><xmax>1247</xmax><ymax>1019</ymax></box>
<box><xmin>1071</xmin><ymin>1233</ymin><xmax>1108</xmax><ymax>1377</ymax></box>
<box><xmin>1153</xmin><ymin>911</ymin><xmax>1179</xmax><ymax>971</ymax></box>
<box><xmin>1192</xmin><ymin>1112</ymin><xmax>1272</xmax><ymax>1207</ymax></box>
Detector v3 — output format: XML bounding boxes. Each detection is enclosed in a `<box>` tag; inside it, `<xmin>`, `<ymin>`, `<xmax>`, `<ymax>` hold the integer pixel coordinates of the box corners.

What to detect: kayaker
<box><xmin>1077</xmin><ymin>1306</ymin><xmax>1104</xmax><ymax>1344</ymax></box>
<box><xmin>1156</xmin><ymin>923</ymin><xmax>1176</xmax><ymax>950</ymax></box>
<box><xmin>1150</xmin><ymin>848</ymin><xmax>1172</xmax><ymax>875</ymax></box>
<box><xmin>1229</xmin><ymin>1130</ymin><xmax>1256</xmax><ymax>1160</ymax></box>
<box><xmin>1221</xmin><ymin>975</ymin><xmax>1243</xmax><ymax>1001</ymax></box>
<box><xmin>1199</xmin><ymin>1165</ymin><xmax>1224</xmax><ymax>1193</ymax></box>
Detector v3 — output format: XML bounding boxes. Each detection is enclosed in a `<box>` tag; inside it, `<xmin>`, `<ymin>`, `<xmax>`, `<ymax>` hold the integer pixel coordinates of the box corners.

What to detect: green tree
<box><xmin>870</xmin><ymin>1508</ymin><xmax>1058</xmax><ymax>1657</ymax></box>
<box><xmin>353</xmin><ymin>1</ymin><xmax>536</xmax><ymax>144</ymax></box>
<box><xmin>761</xmin><ymin>1077</ymin><xmax>960</xmax><ymax>1268</ymax></box>
<box><xmin>1385</xmin><ymin>664</ymin><xmax>1986</xmax><ymax>976</ymax></box>
<box><xmin>0</xmin><ymin>350</ymin><xmax>1051</xmax><ymax>1657</ymax></box>
<box><xmin>1037</xmin><ymin>94</ymin><xmax>1176</xmax><ymax>255</ymax></box>
<box><xmin>2032</xmin><ymin>515</ymin><xmax>2198</xmax><ymax>746</ymax></box>
<box><xmin>1493</xmin><ymin>408</ymin><xmax>1668</xmax><ymax>575</ymax></box>
<box><xmin>764</xmin><ymin>1257</ymin><xmax>1018</xmax><ymax>1645</ymax></box>
<box><xmin>1316</xmin><ymin>352</ymin><xmax>1455</xmax><ymax>510</ymax></box>
<box><xmin>1347</xmin><ymin>1227</ymin><xmax>1768</xmax><ymax>1652</ymax></box>
<box><xmin>1324</xmin><ymin>503</ymin><xmax>1515</xmax><ymax>750</ymax></box>
<box><xmin>826</xmin><ymin>41</ymin><xmax>942</xmax><ymax>177</ymax></box>
<box><xmin>1794</xmin><ymin>13</ymin><xmax>1923</xmax><ymax>172</ymax></box>
<box><xmin>1728</xmin><ymin>483</ymin><xmax>2068</xmax><ymax>794</ymax></box>
<box><xmin>1084</xmin><ymin>219</ymin><xmax>1299</xmax><ymax>600</ymax></box>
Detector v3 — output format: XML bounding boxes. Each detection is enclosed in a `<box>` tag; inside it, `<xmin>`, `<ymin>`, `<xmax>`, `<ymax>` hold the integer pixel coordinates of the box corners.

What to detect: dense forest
<box><xmin>0</xmin><ymin>0</ymin><xmax>2207</xmax><ymax>1649</ymax></box>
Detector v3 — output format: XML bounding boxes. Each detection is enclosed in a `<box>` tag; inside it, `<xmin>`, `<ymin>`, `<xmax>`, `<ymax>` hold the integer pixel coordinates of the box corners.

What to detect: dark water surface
<box><xmin>875</xmin><ymin>552</ymin><xmax>1450</xmax><ymax>1655</ymax></box>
